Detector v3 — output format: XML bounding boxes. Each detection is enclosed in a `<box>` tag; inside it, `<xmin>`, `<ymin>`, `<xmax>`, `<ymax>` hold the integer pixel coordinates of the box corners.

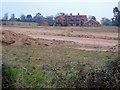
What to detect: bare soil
<box><xmin>1</xmin><ymin>26</ymin><xmax>119</xmax><ymax>52</ymax></box>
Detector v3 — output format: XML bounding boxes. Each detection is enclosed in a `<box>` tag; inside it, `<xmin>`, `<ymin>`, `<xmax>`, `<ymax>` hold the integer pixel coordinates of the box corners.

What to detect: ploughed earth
<box><xmin>1</xmin><ymin>26</ymin><xmax>119</xmax><ymax>52</ymax></box>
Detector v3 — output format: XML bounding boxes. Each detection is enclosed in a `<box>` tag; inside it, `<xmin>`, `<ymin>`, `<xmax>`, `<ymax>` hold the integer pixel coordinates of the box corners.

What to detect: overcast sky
<box><xmin>1</xmin><ymin>0</ymin><xmax>119</xmax><ymax>22</ymax></box>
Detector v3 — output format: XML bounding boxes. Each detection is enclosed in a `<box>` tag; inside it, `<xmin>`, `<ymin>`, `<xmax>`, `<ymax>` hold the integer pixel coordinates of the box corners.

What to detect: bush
<box><xmin>2</xmin><ymin>58</ymin><xmax>120</xmax><ymax>89</ymax></box>
<box><xmin>2</xmin><ymin>64</ymin><xmax>14</xmax><ymax>89</ymax></box>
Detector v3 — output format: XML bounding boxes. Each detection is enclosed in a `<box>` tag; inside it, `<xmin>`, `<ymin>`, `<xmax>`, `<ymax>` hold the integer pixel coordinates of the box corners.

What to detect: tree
<box><xmin>55</xmin><ymin>12</ymin><xmax>67</xmax><ymax>17</ymax></box>
<box><xmin>20</xmin><ymin>14</ymin><xmax>26</xmax><ymax>22</ymax></box>
<box><xmin>46</xmin><ymin>15</ymin><xmax>54</xmax><ymax>26</ymax></box>
<box><xmin>113</xmin><ymin>7</ymin><xmax>119</xmax><ymax>16</ymax></box>
<box><xmin>101</xmin><ymin>17</ymin><xmax>112</xmax><ymax>26</ymax></box>
<box><xmin>88</xmin><ymin>15</ymin><xmax>96</xmax><ymax>21</ymax></box>
<box><xmin>9</xmin><ymin>13</ymin><xmax>17</xmax><ymax>21</ymax></box>
<box><xmin>26</xmin><ymin>14</ymin><xmax>33</xmax><ymax>22</ymax></box>
<box><xmin>11</xmin><ymin>13</ymin><xmax>15</xmax><ymax>19</ymax></box>
<box><xmin>3</xmin><ymin>13</ymin><xmax>8</xmax><ymax>20</ymax></box>
<box><xmin>17</xmin><ymin>18</ymin><xmax>21</xmax><ymax>21</ymax></box>
<box><xmin>34</xmin><ymin>13</ymin><xmax>43</xmax><ymax>22</ymax></box>
<box><xmin>112</xmin><ymin>7</ymin><xmax>120</xmax><ymax>26</ymax></box>
<box><xmin>26</xmin><ymin>14</ymin><xmax>32</xmax><ymax>19</ymax></box>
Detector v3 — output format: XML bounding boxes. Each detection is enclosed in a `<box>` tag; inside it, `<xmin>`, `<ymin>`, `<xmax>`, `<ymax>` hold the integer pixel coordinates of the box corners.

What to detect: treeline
<box><xmin>1</xmin><ymin>6</ymin><xmax>120</xmax><ymax>26</ymax></box>
<box><xmin>2</xmin><ymin>13</ymin><xmax>54</xmax><ymax>24</ymax></box>
<box><xmin>101</xmin><ymin>7</ymin><xmax>120</xmax><ymax>26</ymax></box>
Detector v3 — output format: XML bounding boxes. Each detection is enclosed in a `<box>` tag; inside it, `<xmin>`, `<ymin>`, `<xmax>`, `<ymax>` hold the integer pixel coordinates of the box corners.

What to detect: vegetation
<box><xmin>101</xmin><ymin>6</ymin><xmax>120</xmax><ymax>26</ymax></box>
<box><xmin>1</xmin><ymin>6</ymin><xmax>120</xmax><ymax>26</ymax></box>
<box><xmin>2</xmin><ymin>45</ymin><xmax>118</xmax><ymax>89</ymax></box>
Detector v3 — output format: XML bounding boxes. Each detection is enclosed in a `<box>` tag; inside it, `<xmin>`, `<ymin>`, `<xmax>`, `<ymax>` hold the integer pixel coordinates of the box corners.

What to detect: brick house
<box><xmin>55</xmin><ymin>13</ymin><xmax>88</xmax><ymax>26</ymax></box>
<box><xmin>84</xmin><ymin>19</ymin><xmax>101</xmax><ymax>27</ymax></box>
<box><xmin>55</xmin><ymin>13</ymin><xmax>101</xmax><ymax>27</ymax></box>
<box><xmin>54</xmin><ymin>16</ymin><xmax>65</xmax><ymax>26</ymax></box>
<box><xmin>64</xmin><ymin>13</ymin><xmax>87</xmax><ymax>26</ymax></box>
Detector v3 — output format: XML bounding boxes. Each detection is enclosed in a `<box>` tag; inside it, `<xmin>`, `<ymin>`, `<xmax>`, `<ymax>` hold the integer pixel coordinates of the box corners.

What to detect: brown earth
<box><xmin>1</xmin><ymin>26</ymin><xmax>119</xmax><ymax>52</ymax></box>
<box><xmin>1</xmin><ymin>30</ymin><xmax>80</xmax><ymax>47</ymax></box>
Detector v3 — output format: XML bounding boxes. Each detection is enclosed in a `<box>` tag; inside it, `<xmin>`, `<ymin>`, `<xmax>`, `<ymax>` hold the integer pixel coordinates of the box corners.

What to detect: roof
<box><xmin>55</xmin><ymin>16</ymin><xmax>65</xmax><ymax>20</ymax></box>
<box><xmin>84</xmin><ymin>19</ymin><xmax>100</xmax><ymax>24</ymax></box>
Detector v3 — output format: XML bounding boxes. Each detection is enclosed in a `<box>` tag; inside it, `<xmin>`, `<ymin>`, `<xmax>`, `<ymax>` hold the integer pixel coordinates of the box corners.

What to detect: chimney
<box><xmin>78</xmin><ymin>13</ymin><xmax>80</xmax><ymax>15</ymax></box>
<box><xmin>70</xmin><ymin>13</ymin><xmax>72</xmax><ymax>15</ymax></box>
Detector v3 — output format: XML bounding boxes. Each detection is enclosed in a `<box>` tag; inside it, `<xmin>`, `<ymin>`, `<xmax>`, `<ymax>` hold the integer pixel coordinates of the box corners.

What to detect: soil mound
<box><xmin>1</xmin><ymin>30</ymin><xmax>39</xmax><ymax>45</ymax></box>
<box><xmin>1</xmin><ymin>30</ymin><xmax>118</xmax><ymax>52</ymax></box>
<box><xmin>1</xmin><ymin>30</ymin><xmax>77</xmax><ymax>47</ymax></box>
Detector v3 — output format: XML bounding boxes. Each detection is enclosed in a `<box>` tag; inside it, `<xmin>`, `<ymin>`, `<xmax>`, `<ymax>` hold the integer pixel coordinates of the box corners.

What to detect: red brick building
<box><xmin>55</xmin><ymin>13</ymin><xmax>100</xmax><ymax>27</ymax></box>
<box><xmin>84</xmin><ymin>19</ymin><xmax>101</xmax><ymax>27</ymax></box>
<box><xmin>55</xmin><ymin>13</ymin><xmax>88</xmax><ymax>26</ymax></box>
<box><xmin>54</xmin><ymin>16</ymin><xmax>65</xmax><ymax>26</ymax></box>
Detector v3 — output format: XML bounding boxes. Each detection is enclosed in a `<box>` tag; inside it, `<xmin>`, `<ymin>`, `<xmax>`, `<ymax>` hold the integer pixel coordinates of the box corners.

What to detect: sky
<box><xmin>1</xmin><ymin>0</ymin><xmax>120</xmax><ymax>22</ymax></box>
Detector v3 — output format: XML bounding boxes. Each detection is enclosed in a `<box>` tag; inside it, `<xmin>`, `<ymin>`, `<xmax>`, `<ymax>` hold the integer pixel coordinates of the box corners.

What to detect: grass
<box><xmin>2</xmin><ymin>45</ymin><xmax>118</xmax><ymax>88</ymax></box>
<box><xmin>2</xmin><ymin>45</ymin><xmax>117</xmax><ymax>68</ymax></box>
<box><xmin>2</xmin><ymin>25</ymin><xmax>118</xmax><ymax>33</ymax></box>
<box><xmin>1</xmin><ymin>25</ymin><xmax>119</xmax><ymax>88</ymax></box>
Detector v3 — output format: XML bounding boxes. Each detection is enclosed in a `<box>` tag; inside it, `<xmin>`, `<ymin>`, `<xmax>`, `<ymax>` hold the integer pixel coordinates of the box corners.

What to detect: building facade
<box><xmin>84</xmin><ymin>19</ymin><xmax>101</xmax><ymax>27</ymax></box>
<box><xmin>55</xmin><ymin>13</ymin><xmax>88</xmax><ymax>26</ymax></box>
<box><xmin>55</xmin><ymin>13</ymin><xmax>100</xmax><ymax>27</ymax></box>
<box><xmin>64</xmin><ymin>13</ymin><xmax>87</xmax><ymax>26</ymax></box>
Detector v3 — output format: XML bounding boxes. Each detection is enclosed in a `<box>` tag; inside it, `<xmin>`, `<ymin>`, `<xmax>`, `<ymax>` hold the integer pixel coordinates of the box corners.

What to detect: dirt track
<box><xmin>1</xmin><ymin>26</ymin><xmax>119</xmax><ymax>52</ymax></box>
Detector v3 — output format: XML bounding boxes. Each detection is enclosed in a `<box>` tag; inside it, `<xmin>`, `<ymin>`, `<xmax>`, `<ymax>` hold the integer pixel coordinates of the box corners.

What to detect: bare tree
<box><xmin>9</xmin><ymin>13</ymin><xmax>16</xmax><ymax>21</ymax></box>
<box><xmin>88</xmin><ymin>15</ymin><xmax>96</xmax><ymax>21</ymax></box>
<box><xmin>55</xmin><ymin>12</ymin><xmax>67</xmax><ymax>17</ymax></box>
<box><xmin>20</xmin><ymin>14</ymin><xmax>26</xmax><ymax>22</ymax></box>
<box><xmin>10</xmin><ymin>13</ymin><xmax>15</xmax><ymax>19</ymax></box>
<box><xmin>3</xmin><ymin>13</ymin><xmax>8</xmax><ymax>20</ymax></box>
<box><xmin>34</xmin><ymin>13</ymin><xmax>43</xmax><ymax>22</ymax></box>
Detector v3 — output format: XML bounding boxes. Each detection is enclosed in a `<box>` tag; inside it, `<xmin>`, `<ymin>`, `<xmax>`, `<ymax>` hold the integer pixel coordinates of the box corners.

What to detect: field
<box><xmin>1</xmin><ymin>26</ymin><xmax>119</xmax><ymax>88</ymax></box>
<box><xmin>2</xmin><ymin>26</ymin><xmax>118</xmax><ymax>51</ymax></box>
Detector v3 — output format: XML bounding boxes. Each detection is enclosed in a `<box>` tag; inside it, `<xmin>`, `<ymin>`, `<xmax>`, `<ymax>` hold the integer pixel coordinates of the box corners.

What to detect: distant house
<box><xmin>37</xmin><ymin>12</ymin><xmax>101</xmax><ymax>27</ymax></box>
<box><xmin>54</xmin><ymin>16</ymin><xmax>65</xmax><ymax>26</ymax></box>
<box><xmin>55</xmin><ymin>13</ymin><xmax>88</xmax><ymax>26</ymax></box>
<box><xmin>84</xmin><ymin>19</ymin><xmax>101</xmax><ymax>27</ymax></box>
<box><xmin>64</xmin><ymin>13</ymin><xmax>87</xmax><ymax>26</ymax></box>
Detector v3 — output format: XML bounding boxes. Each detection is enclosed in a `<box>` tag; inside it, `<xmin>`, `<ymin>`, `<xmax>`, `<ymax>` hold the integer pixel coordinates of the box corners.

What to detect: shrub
<box><xmin>2</xmin><ymin>58</ymin><xmax>120</xmax><ymax>89</ymax></box>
